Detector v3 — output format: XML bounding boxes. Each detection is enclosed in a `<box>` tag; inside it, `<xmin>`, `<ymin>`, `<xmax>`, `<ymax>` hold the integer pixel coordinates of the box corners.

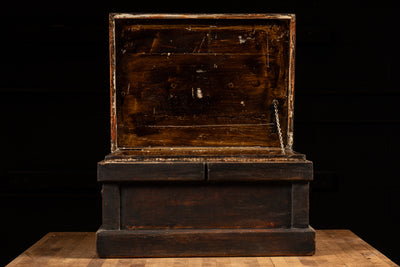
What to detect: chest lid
<box><xmin>110</xmin><ymin>13</ymin><xmax>296</xmax><ymax>153</ymax></box>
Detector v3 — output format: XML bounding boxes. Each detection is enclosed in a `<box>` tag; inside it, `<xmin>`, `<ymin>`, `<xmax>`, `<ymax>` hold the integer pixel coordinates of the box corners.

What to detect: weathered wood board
<box><xmin>109</xmin><ymin>14</ymin><xmax>296</xmax><ymax>151</ymax></box>
<box><xmin>97</xmin><ymin>227</ymin><xmax>315</xmax><ymax>257</ymax></box>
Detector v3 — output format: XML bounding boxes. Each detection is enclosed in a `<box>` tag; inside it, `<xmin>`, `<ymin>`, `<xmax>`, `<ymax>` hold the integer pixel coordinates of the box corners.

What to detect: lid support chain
<box><xmin>272</xmin><ymin>99</ymin><xmax>286</xmax><ymax>155</ymax></box>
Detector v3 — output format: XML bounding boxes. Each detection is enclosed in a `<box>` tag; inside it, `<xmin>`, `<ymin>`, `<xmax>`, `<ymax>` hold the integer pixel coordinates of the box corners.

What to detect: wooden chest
<box><xmin>96</xmin><ymin>13</ymin><xmax>315</xmax><ymax>257</ymax></box>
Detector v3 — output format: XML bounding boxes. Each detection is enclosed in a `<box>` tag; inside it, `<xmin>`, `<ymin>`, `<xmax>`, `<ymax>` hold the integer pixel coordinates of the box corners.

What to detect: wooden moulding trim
<box><xmin>98</xmin><ymin>162</ymin><xmax>206</xmax><ymax>182</ymax></box>
<box><xmin>110</xmin><ymin>13</ymin><xmax>295</xmax><ymax>20</ymax></box>
<box><xmin>207</xmin><ymin>161</ymin><xmax>312</xmax><ymax>181</ymax></box>
<box><xmin>287</xmin><ymin>14</ymin><xmax>296</xmax><ymax>150</ymax></box>
<box><xmin>98</xmin><ymin>161</ymin><xmax>312</xmax><ymax>182</ymax></box>
<box><xmin>109</xmin><ymin>14</ymin><xmax>117</xmax><ymax>152</ymax></box>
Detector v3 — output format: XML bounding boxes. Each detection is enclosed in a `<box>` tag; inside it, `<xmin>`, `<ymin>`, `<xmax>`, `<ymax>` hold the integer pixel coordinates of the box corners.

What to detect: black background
<box><xmin>1</xmin><ymin>1</ymin><xmax>399</xmax><ymax>265</ymax></box>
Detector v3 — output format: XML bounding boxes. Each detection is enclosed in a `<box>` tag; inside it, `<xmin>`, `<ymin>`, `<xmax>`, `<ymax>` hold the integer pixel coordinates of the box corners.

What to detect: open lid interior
<box><xmin>110</xmin><ymin>14</ymin><xmax>296</xmax><ymax>155</ymax></box>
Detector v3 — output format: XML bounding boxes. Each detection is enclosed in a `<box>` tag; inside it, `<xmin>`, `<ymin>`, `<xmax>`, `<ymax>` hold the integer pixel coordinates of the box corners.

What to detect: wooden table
<box><xmin>7</xmin><ymin>230</ymin><xmax>398</xmax><ymax>266</ymax></box>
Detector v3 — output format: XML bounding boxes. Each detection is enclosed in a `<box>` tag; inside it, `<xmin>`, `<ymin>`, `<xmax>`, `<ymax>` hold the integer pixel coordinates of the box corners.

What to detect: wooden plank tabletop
<box><xmin>7</xmin><ymin>230</ymin><xmax>398</xmax><ymax>267</ymax></box>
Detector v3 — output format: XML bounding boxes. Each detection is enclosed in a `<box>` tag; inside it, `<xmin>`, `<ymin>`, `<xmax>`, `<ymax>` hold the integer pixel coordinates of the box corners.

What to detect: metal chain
<box><xmin>272</xmin><ymin>99</ymin><xmax>286</xmax><ymax>155</ymax></box>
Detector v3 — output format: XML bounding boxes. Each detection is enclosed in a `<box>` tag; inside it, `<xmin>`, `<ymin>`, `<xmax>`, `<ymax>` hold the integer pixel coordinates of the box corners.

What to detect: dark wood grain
<box><xmin>96</xmin><ymin>227</ymin><xmax>315</xmax><ymax>257</ymax></box>
<box><xmin>116</xmin><ymin>23</ymin><xmax>290</xmax><ymax>54</ymax></box>
<box><xmin>116</xmin><ymin>53</ymin><xmax>287</xmax><ymax>147</ymax></box>
<box><xmin>120</xmin><ymin>183</ymin><xmax>292</xmax><ymax>229</ymax></box>
<box><xmin>101</xmin><ymin>184</ymin><xmax>120</xmax><ymax>230</ymax></box>
<box><xmin>292</xmin><ymin>182</ymin><xmax>310</xmax><ymax>228</ymax></box>
<box><xmin>105</xmin><ymin>147</ymin><xmax>305</xmax><ymax>159</ymax></box>
<box><xmin>98</xmin><ymin>160</ymin><xmax>311</xmax><ymax>181</ymax></box>
<box><xmin>207</xmin><ymin>161</ymin><xmax>313</xmax><ymax>181</ymax></box>
<box><xmin>110</xmin><ymin>14</ymin><xmax>294</xmax><ymax>151</ymax></box>
<box><xmin>98</xmin><ymin>161</ymin><xmax>205</xmax><ymax>181</ymax></box>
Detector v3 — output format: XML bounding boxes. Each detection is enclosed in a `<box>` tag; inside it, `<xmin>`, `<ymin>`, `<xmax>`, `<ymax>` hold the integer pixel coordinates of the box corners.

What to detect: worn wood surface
<box><xmin>110</xmin><ymin>14</ymin><xmax>295</xmax><ymax>151</ymax></box>
<box><xmin>98</xmin><ymin>161</ymin><xmax>205</xmax><ymax>181</ymax></box>
<box><xmin>98</xmin><ymin>180</ymin><xmax>312</xmax><ymax>256</ymax></box>
<box><xmin>101</xmin><ymin>184</ymin><xmax>120</xmax><ymax>230</ymax></box>
<box><xmin>119</xmin><ymin>183</ymin><xmax>292</xmax><ymax>230</ymax></box>
<box><xmin>106</xmin><ymin>147</ymin><xmax>305</xmax><ymax>159</ymax></box>
<box><xmin>7</xmin><ymin>230</ymin><xmax>398</xmax><ymax>266</ymax></box>
<box><xmin>97</xmin><ymin>227</ymin><xmax>315</xmax><ymax>257</ymax></box>
<box><xmin>207</xmin><ymin>161</ymin><xmax>312</xmax><ymax>181</ymax></box>
<box><xmin>98</xmin><ymin>168</ymin><xmax>313</xmax><ymax>256</ymax></box>
<box><xmin>98</xmin><ymin>160</ymin><xmax>312</xmax><ymax>181</ymax></box>
<box><xmin>291</xmin><ymin>182</ymin><xmax>310</xmax><ymax>228</ymax></box>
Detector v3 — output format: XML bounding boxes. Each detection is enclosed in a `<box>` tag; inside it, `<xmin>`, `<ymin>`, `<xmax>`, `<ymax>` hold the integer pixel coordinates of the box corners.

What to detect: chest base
<box><xmin>96</xmin><ymin>159</ymin><xmax>315</xmax><ymax>257</ymax></box>
<box><xmin>97</xmin><ymin>226</ymin><xmax>315</xmax><ymax>257</ymax></box>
